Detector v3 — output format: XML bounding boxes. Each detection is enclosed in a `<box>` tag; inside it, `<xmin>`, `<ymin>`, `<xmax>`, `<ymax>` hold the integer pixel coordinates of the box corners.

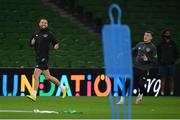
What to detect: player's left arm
<box><xmin>50</xmin><ymin>32</ymin><xmax>59</xmax><ymax>50</ymax></box>
<box><xmin>173</xmin><ymin>42</ymin><xmax>179</xmax><ymax>62</ymax></box>
<box><xmin>148</xmin><ymin>45</ymin><xmax>158</xmax><ymax>64</ymax></box>
<box><xmin>53</xmin><ymin>43</ymin><xmax>59</xmax><ymax>49</ymax></box>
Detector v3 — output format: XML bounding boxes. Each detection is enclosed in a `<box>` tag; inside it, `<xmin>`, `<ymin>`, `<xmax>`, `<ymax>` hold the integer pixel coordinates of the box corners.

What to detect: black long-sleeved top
<box><xmin>30</xmin><ymin>28</ymin><xmax>58</xmax><ymax>63</ymax></box>
<box><xmin>133</xmin><ymin>42</ymin><xmax>158</xmax><ymax>70</ymax></box>
<box><xmin>157</xmin><ymin>39</ymin><xmax>179</xmax><ymax>65</ymax></box>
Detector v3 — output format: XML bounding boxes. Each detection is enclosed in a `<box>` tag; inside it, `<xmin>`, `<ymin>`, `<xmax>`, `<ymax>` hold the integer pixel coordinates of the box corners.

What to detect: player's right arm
<box><xmin>31</xmin><ymin>38</ymin><xmax>36</xmax><ymax>45</ymax></box>
<box><xmin>132</xmin><ymin>42</ymin><xmax>142</xmax><ymax>55</ymax></box>
<box><xmin>132</xmin><ymin>42</ymin><xmax>141</xmax><ymax>51</ymax></box>
<box><xmin>30</xmin><ymin>34</ymin><xmax>36</xmax><ymax>47</ymax></box>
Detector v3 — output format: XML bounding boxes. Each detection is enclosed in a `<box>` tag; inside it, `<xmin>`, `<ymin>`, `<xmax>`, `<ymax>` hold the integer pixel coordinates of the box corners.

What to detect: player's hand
<box><xmin>31</xmin><ymin>38</ymin><xmax>36</xmax><ymax>45</ymax></box>
<box><xmin>54</xmin><ymin>43</ymin><xmax>59</xmax><ymax>49</ymax></box>
<box><xmin>142</xmin><ymin>54</ymin><xmax>148</xmax><ymax>61</ymax></box>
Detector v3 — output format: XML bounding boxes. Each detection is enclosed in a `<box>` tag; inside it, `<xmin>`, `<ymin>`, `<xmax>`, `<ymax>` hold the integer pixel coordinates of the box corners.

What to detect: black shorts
<box><xmin>35</xmin><ymin>60</ymin><xmax>48</xmax><ymax>70</ymax></box>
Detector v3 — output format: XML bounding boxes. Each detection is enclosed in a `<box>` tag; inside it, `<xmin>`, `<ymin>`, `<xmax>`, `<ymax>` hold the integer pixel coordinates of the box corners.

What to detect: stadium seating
<box><xmin>0</xmin><ymin>0</ymin><xmax>103</xmax><ymax>68</ymax></box>
<box><xmin>50</xmin><ymin>0</ymin><xmax>180</xmax><ymax>62</ymax></box>
<box><xmin>0</xmin><ymin>0</ymin><xmax>179</xmax><ymax>68</ymax></box>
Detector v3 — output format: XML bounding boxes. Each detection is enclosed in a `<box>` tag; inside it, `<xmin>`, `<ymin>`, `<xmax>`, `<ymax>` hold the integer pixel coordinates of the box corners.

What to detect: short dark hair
<box><xmin>38</xmin><ymin>18</ymin><xmax>48</xmax><ymax>23</ymax></box>
<box><xmin>145</xmin><ymin>31</ymin><xmax>154</xmax><ymax>37</ymax></box>
<box><xmin>162</xmin><ymin>29</ymin><xmax>171</xmax><ymax>36</ymax></box>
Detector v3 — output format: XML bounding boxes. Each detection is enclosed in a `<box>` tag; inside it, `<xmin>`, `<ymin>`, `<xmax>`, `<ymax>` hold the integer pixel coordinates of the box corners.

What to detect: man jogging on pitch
<box><xmin>117</xmin><ymin>31</ymin><xmax>157</xmax><ymax>104</ymax></box>
<box><xmin>27</xmin><ymin>18</ymin><xmax>68</xmax><ymax>101</ymax></box>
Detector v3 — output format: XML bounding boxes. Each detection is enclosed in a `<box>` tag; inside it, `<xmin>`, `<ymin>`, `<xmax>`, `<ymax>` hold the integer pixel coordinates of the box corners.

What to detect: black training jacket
<box><xmin>157</xmin><ymin>39</ymin><xmax>179</xmax><ymax>65</ymax></box>
<box><xmin>30</xmin><ymin>28</ymin><xmax>58</xmax><ymax>63</ymax></box>
<box><xmin>133</xmin><ymin>42</ymin><xmax>158</xmax><ymax>70</ymax></box>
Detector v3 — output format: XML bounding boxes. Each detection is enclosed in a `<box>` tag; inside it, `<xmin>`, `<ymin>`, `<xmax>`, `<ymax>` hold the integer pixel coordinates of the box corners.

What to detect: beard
<box><xmin>163</xmin><ymin>35</ymin><xmax>171</xmax><ymax>40</ymax></box>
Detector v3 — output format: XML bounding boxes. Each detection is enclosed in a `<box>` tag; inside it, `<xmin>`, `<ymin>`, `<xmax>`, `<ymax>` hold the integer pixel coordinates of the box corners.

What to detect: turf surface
<box><xmin>0</xmin><ymin>96</ymin><xmax>180</xmax><ymax>119</ymax></box>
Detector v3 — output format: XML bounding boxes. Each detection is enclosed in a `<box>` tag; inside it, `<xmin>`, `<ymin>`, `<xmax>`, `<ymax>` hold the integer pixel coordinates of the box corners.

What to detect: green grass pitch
<box><xmin>0</xmin><ymin>96</ymin><xmax>180</xmax><ymax>119</ymax></box>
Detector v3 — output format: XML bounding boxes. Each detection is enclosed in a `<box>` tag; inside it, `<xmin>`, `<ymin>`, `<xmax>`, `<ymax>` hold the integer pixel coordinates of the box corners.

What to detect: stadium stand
<box><xmin>0</xmin><ymin>0</ymin><xmax>103</xmax><ymax>68</ymax></box>
<box><xmin>49</xmin><ymin>0</ymin><xmax>180</xmax><ymax>62</ymax></box>
<box><xmin>0</xmin><ymin>0</ymin><xmax>179</xmax><ymax>68</ymax></box>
